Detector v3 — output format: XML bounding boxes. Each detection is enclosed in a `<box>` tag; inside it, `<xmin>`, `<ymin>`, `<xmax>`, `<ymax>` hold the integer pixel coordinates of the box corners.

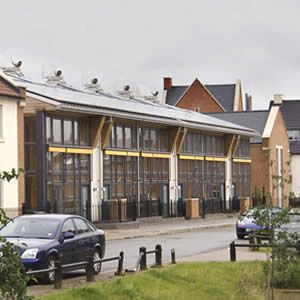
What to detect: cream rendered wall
<box><xmin>0</xmin><ymin>96</ymin><xmax>19</xmax><ymax>216</ymax></box>
<box><xmin>291</xmin><ymin>155</ymin><xmax>300</xmax><ymax>197</ymax></box>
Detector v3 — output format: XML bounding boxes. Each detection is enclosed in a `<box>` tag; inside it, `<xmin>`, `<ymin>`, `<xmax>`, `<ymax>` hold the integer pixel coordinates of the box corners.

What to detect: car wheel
<box><xmin>237</xmin><ymin>232</ymin><xmax>245</xmax><ymax>239</ymax></box>
<box><xmin>92</xmin><ymin>249</ymin><xmax>102</xmax><ymax>275</ymax></box>
<box><xmin>42</xmin><ymin>255</ymin><xmax>57</xmax><ymax>284</ymax></box>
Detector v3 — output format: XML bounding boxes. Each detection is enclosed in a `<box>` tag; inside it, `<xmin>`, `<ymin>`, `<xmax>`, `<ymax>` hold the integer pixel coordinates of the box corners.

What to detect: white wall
<box><xmin>291</xmin><ymin>155</ymin><xmax>300</xmax><ymax>197</ymax></box>
<box><xmin>0</xmin><ymin>96</ymin><xmax>19</xmax><ymax>216</ymax></box>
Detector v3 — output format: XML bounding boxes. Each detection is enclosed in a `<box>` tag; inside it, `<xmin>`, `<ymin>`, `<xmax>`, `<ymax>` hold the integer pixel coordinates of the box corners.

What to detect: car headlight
<box><xmin>21</xmin><ymin>248</ymin><xmax>39</xmax><ymax>259</ymax></box>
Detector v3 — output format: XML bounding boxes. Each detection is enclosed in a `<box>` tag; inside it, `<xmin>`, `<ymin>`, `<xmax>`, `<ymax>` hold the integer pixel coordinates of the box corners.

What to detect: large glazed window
<box><xmin>235</xmin><ymin>138</ymin><xmax>250</xmax><ymax>157</ymax></box>
<box><xmin>46</xmin><ymin>115</ymin><xmax>90</xmax><ymax>146</ymax></box>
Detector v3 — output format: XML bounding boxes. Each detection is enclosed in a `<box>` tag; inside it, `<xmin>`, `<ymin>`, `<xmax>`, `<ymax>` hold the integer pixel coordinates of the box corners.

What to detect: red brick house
<box><xmin>162</xmin><ymin>77</ymin><xmax>244</xmax><ymax>113</ymax></box>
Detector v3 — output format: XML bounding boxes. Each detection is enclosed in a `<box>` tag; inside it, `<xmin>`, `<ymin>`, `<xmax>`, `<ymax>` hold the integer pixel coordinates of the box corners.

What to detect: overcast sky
<box><xmin>1</xmin><ymin>0</ymin><xmax>300</xmax><ymax>109</ymax></box>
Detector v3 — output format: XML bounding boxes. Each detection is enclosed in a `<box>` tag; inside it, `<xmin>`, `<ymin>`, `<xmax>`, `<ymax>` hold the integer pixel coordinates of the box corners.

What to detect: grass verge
<box><xmin>39</xmin><ymin>261</ymin><xmax>266</xmax><ymax>300</ymax></box>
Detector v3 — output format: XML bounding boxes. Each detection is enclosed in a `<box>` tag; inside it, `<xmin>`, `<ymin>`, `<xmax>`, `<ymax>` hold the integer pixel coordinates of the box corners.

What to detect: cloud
<box><xmin>1</xmin><ymin>0</ymin><xmax>300</xmax><ymax>108</ymax></box>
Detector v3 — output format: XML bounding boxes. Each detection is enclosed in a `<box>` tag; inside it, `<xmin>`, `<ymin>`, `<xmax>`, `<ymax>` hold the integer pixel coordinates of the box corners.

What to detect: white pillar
<box><xmin>169</xmin><ymin>148</ymin><xmax>178</xmax><ymax>215</ymax></box>
<box><xmin>91</xmin><ymin>140</ymin><xmax>102</xmax><ymax>221</ymax></box>
<box><xmin>225</xmin><ymin>156</ymin><xmax>233</xmax><ymax>209</ymax></box>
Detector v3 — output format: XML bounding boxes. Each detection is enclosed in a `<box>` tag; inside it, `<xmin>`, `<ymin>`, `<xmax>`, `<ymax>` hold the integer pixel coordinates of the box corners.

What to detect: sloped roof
<box><xmin>165</xmin><ymin>82</ymin><xmax>236</xmax><ymax>112</ymax></box>
<box><xmin>0</xmin><ymin>71</ymin><xmax>24</xmax><ymax>99</ymax></box>
<box><xmin>6</xmin><ymin>73</ymin><xmax>258</xmax><ymax>137</ymax></box>
<box><xmin>279</xmin><ymin>100</ymin><xmax>300</xmax><ymax>129</ymax></box>
<box><xmin>208</xmin><ymin>110</ymin><xmax>269</xmax><ymax>143</ymax></box>
<box><xmin>205</xmin><ymin>84</ymin><xmax>236</xmax><ymax>112</ymax></box>
<box><xmin>165</xmin><ymin>86</ymin><xmax>189</xmax><ymax>106</ymax></box>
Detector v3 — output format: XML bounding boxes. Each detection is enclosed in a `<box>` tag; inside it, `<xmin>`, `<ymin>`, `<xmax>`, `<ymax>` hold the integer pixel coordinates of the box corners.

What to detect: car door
<box><xmin>59</xmin><ymin>218</ymin><xmax>76</xmax><ymax>264</ymax></box>
<box><xmin>73</xmin><ymin>218</ymin><xmax>90</xmax><ymax>262</ymax></box>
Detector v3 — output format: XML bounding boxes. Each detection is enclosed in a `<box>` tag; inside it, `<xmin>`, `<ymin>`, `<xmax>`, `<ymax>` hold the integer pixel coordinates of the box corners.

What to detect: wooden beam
<box><xmin>168</xmin><ymin>127</ymin><xmax>181</xmax><ymax>152</ymax></box>
<box><xmin>101</xmin><ymin>118</ymin><xmax>114</xmax><ymax>148</ymax></box>
<box><xmin>90</xmin><ymin>116</ymin><xmax>105</xmax><ymax>148</ymax></box>
<box><xmin>176</xmin><ymin>128</ymin><xmax>187</xmax><ymax>154</ymax></box>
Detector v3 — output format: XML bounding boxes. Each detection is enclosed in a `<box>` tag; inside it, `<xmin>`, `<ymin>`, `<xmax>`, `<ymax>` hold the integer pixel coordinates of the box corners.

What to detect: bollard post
<box><xmin>171</xmin><ymin>248</ymin><xmax>176</xmax><ymax>264</ymax></box>
<box><xmin>230</xmin><ymin>241</ymin><xmax>236</xmax><ymax>262</ymax></box>
<box><xmin>115</xmin><ymin>251</ymin><xmax>124</xmax><ymax>276</ymax></box>
<box><xmin>54</xmin><ymin>260</ymin><xmax>62</xmax><ymax>289</ymax></box>
<box><xmin>202</xmin><ymin>198</ymin><xmax>205</xmax><ymax>219</ymax></box>
<box><xmin>139</xmin><ymin>247</ymin><xmax>147</xmax><ymax>270</ymax></box>
<box><xmin>86</xmin><ymin>256</ymin><xmax>95</xmax><ymax>282</ymax></box>
<box><xmin>155</xmin><ymin>244</ymin><xmax>162</xmax><ymax>267</ymax></box>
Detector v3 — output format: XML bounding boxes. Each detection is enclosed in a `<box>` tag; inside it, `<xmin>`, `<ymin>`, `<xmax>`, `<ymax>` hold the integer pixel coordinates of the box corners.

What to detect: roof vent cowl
<box><xmin>46</xmin><ymin>70</ymin><xmax>66</xmax><ymax>85</ymax></box>
<box><xmin>1</xmin><ymin>61</ymin><xmax>24</xmax><ymax>76</ymax></box>
<box><xmin>84</xmin><ymin>78</ymin><xmax>103</xmax><ymax>93</ymax></box>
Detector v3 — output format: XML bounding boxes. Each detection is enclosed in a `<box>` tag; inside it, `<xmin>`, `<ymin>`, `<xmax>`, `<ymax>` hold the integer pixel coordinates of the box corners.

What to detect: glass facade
<box><xmin>46</xmin><ymin>116</ymin><xmax>90</xmax><ymax>146</ymax></box>
<box><xmin>46</xmin><ymin>153</ymin><xmax>90</xmax><ymax>217</ymax></box>
<box><xmin>179</xmin><ymin>133</ymin><xmax>225</xmax><ymax>202</ymax></box>
<box><xmin>235</xmin><ymin>138</ymin><xmax>250</xmax><ymax>157</ymax></box>
<box><xmin>24</xmin><ymin>117</ymin><xmax>38</xmax><ymax>210</ymax></box>
<box><xmin>25</xmin><ymin>114</ymin><xmax>92</xmax><ymax>217</ymax></box>
<box><xmin>182</xmin><ymin>132</ymin><xmax>225</xmax><ymax>156</ymax></box>
<box><xmin>232</xmin><ymin>162</ymin><xmax>251</xmax><ymax>197</ymax></box>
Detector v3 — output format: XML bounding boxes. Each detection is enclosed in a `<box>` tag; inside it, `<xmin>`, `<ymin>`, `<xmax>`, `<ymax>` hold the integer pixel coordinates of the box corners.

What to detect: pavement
<box><xmin>104</xmin><ymin>213</ymin><xmax>238</xmax><ymax>241</ymax></box>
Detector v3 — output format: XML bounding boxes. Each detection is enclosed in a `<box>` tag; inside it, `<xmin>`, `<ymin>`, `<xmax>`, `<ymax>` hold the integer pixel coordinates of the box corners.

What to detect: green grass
<box><xmin>39</xmin><ymin>262</ymin><xmax>266</xmax><ymax>300</ymax></box>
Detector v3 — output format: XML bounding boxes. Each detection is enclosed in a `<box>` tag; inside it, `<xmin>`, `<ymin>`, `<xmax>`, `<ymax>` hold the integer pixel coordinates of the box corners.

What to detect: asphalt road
<box><xmin>100</xmin><ymin>226</ymin><xmax>236</xmax><ymax>273</ymax></box>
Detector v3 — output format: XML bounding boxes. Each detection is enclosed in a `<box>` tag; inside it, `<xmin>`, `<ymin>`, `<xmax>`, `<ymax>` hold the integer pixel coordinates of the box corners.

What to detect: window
<box><xmin>288</xmin><ymin>130</ymin><xmax>300</xmax><ymax>142</ymax></box>
<box><xmin>0</xmin><ymin>105</ymin><xmax>3</xmax><ymax>139</ymax></box>
<box><xmin>52</xmin><ymin>118</ymin><xmax>62</xmax><ymax>144</ymax></box>
<box><xmin>61</xmin><ymin>219</ymin><xmax>76</xmax><ymax>234</ymax></box>
<box><xmin>73</xmin><ymin>218</ymin><xmax>89</xmax><ymax>234</ymax></box>
<box><xmin>63</xmin><ymin>120</ymin><xmax>73</xmax><ymax>144</ymax></box>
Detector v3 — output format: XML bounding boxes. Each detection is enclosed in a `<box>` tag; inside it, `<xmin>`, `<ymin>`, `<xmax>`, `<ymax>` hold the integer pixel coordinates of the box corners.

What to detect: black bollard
<box><xmin>155</xmin><ymin>244</ymin><xmax>162</xmax><ymax>267</ymax></box>
<box><xmin>115</xmin><ymin>251</ymin><xmax>124</xmax><ymax>276</ymax></box>
<box><xmin>171</xmin><ymin>248</ymin><xmax>176</xmax><ymax>264</ymax></box>
<box><xmin>139</xmin><ymin>247</ymin><xmax>147</xmax><ymax>270</ymax></box>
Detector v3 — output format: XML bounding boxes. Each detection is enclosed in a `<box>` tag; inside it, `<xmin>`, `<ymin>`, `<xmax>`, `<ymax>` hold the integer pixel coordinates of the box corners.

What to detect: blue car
<box><xmin>0</xmin><ymin>214</ymin><xmax>106</xmax><ymax>283</ymax></box>
<box><xmin>236</xmin><ymin>207</ymin><xmax>282</xmax><ymax>239</ymax></box>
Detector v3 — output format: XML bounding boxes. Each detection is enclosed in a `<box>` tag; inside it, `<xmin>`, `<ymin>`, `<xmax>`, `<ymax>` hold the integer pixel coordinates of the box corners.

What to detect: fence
<box><xmin>26</xmin><ymin>251</ymin><xmax>124</xmax><ymax>289</ymax></box>
<box><xmin>26</xmin><ymin>244</ymin><xmax>176</xmax><ymax>290</ymax></box>
<box><xmin>229</xmin><ymin>240</ymin><xmax>300</xmax><ymax>262</ymax></box>
<box><xmin>198</xmin><ymin>197</ymin><xmax>239</xmax><ymax>217</ymax></box>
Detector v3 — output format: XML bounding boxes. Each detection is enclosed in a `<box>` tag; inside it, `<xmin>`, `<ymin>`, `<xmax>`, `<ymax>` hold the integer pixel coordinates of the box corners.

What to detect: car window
<box><xmin>61</xmin><ymin>219</ymin><xmax>76</xmax><ymax>234</ymax></box>
<box><xmin>73</xmin><ymin>218</ymin><xmax>89</xmax><ymax>235</ymax></box>
<box><xmin>0</xmin><ymin>218</ymin><xmax>59</xmax><ymax>239</ymax></box>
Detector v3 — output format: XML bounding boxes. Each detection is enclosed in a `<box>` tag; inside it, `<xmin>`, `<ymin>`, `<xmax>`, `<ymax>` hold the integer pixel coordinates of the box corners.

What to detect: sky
<box><xmin>1</xmin><ymin>0</ymin><xmax>300</xmax><ymax>109</ymax></box>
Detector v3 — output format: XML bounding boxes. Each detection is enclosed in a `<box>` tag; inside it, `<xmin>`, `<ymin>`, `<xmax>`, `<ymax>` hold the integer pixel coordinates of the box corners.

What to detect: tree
<box><xmin>0</xmin><ymin>168</ymin><xmax>29</xmax><ymax>300</ymax></box>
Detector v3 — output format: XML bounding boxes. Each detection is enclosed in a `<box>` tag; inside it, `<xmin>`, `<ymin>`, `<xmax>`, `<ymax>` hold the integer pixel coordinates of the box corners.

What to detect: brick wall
<box><xmin>176</xmin><ymin>79</ymin><xmax>224</xmax><ymax>112</ymax></box>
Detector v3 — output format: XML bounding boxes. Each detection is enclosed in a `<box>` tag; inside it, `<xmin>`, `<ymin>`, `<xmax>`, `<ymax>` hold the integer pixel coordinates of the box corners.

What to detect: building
<box><xmin>3</xmin><ymin>70</ymin><xmax>258</xmax><ymax>222</ymax></box>
<box><xmin>162</xmin><ymin>77</ymin><xmax>244</xmax><ymax>113</ymax></box>
<box><xmin>273</xmin><ymin>97</ymin><xmax>300</xmax><ymax>197</ymax></box>
<box><xmin>209</xmin><ymin>104</ymin><xmax>290</xmax><ymax>207</ymax></box>
<box><xmin>0</xmin><ymin>71</ymin><xmax>26</xmax><ymax>217</ymax></box>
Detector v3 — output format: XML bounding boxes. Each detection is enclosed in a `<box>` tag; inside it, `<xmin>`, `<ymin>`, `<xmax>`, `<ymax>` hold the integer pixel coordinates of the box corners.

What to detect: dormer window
<box><xmin>288</xmin><ymin>130</ymin><xmax>300</xmax><ymax>142</ymax></box>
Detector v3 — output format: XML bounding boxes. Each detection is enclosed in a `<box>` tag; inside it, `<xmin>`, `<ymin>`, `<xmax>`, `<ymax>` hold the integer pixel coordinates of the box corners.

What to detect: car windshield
<box><xmin>0</xmin><ymin>218</ymin><xmax>60</xmax><ymax>239</ymax></box>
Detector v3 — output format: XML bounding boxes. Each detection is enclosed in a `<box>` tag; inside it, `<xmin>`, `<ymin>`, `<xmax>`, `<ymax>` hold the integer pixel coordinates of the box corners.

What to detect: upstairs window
<box><xmin>288</xmin><ymin>130</ymin><xmax>300</xmax><ymax>142</ymax></box>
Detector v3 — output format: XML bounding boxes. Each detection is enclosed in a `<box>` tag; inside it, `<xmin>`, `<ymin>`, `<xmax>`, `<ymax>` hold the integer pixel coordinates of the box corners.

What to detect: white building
<box><xmin>0</xmin><ymin>72</ymin><xmax>25</xmax><ymax>217</ymax></box>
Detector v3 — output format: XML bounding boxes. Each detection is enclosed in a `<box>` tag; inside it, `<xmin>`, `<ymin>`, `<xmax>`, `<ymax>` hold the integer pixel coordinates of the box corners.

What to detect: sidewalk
<box><xmin>104</xmin><ymin>214</ymin><xmax>237</xmax><ymax>241</ymax></box>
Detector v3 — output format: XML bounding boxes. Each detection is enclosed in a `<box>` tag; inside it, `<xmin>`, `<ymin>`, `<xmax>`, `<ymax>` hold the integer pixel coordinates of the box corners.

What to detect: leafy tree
<box><xmin>0</xmin><ymin>168</ymin><xmax>30</xmax><ymax>300</ymax></box>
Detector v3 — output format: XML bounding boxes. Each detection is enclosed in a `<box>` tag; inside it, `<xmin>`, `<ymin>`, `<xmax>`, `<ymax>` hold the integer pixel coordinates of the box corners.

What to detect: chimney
<box><xmin>163</xmin><ymin>77</ymin><xmax>173</xmax><ymax>90</ymax></box>
<box><xmin>245</xmin><ymin>93</ymin><xmax>252</xmax><ymax>111</ymax></box>
<box><xmin>273</xmin><ymin>94</ymin><xmax>283</xmax><ymax>105</ymax></box>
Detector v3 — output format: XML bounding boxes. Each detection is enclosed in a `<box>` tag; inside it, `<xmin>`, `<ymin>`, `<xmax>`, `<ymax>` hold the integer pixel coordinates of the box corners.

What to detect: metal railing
<box><xmin>25</xmin><ymin>245</ymin><xmax>176</xmax><ymax>290</ymax></box>
<box><xmin>229</xmin><ymin>240</ymin><xmax>300</xmax><ymax>262</ymax></box>
<box><xmin>26</xmin><ymin>252</ymin><xmax>124</xmax><ymax>289</ymax></box>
